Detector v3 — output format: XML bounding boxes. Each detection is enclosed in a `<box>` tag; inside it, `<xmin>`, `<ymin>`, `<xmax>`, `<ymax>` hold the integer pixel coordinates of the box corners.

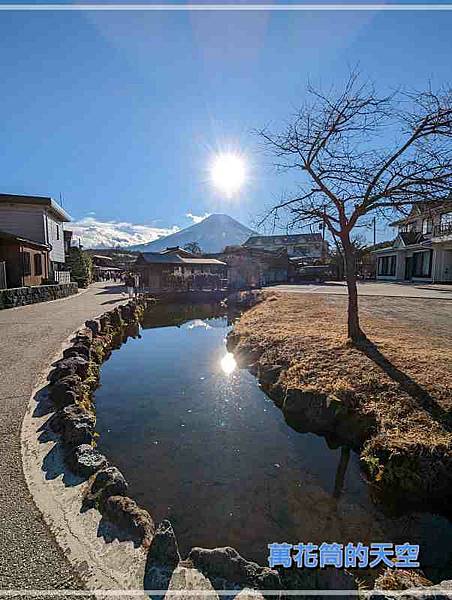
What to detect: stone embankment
<box><xmin>0</xmin><ymin>282</ymin><xmax>78</xmax><ymax>309</ymax></box>
<box><xmin>44</xmin><ymin>298</ymin><xmax>156</xmax><ymax>547</ymax></box>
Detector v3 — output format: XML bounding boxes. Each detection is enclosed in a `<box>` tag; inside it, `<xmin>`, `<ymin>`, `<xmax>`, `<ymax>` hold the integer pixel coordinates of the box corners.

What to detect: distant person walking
<box><xmin>124</xmin><ymin>273</ymin><xmax>135</xmax><ymax>299</ymax></box>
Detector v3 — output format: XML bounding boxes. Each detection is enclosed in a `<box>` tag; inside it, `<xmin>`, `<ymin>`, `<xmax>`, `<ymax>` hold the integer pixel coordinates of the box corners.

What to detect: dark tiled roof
<box><xmin>221</xmin><ymin>245</ymin><xmax>288</xmax><ymax>257</ymax></box>
<box><xmin>136</xmin><ymin>252</ymin><xmax>225</xmax><ymax>266</ymax></box>
<box><xmin>244</xmin><ymin>233</ymin><xmax>323</xmax><ymax>245</ymax></box>
<box><xmin>137</xmin><ymin>252</ymin><xmax>181</xmax><ymax>264</ymax></box>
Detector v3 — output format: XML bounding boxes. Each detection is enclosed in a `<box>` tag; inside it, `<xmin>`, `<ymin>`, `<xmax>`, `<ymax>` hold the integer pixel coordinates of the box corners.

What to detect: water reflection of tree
<box><xmin>333</xmin><ymin>446</ymin><xmax>350</xmax><ymax>500</ymax></box>
<box><xmin>260</xmin><ymin>448</ymin><xmax>346</xmax><ymax>542</ymax></box>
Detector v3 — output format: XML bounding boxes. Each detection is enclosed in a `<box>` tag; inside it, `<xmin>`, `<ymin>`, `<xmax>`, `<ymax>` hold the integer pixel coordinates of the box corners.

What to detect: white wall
<box><xmin>433</xmin><ymin>247</ymin><xmax>452</xmax><ymax>282</ymax></box>
<box><xmin>45</xmin><ymin>213</ymin><xmax>65</xmax><ymax>263</ymax></box>
<box><xmin>0</xmin><ymin>203</ymin><xmax>67</xmax><ymax>264</ymax></box>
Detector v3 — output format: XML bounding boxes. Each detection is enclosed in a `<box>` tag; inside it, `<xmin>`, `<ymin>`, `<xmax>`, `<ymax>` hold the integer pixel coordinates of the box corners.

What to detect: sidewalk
<box><xmin>0</xmin><ymin>283</ymin><xmax>128</xmax><ymax>593</ymax></box>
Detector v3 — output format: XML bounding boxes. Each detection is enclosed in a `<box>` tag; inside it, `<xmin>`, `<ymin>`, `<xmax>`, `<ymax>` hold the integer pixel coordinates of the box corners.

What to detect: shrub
<box><xmin>66</xmin><ymin>247</ymin><xmax>93</xmax><ymax>288</ymax></box>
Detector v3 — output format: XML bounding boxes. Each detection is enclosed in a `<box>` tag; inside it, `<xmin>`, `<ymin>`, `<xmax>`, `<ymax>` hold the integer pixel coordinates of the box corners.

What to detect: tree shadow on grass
<box><xmin>355</xmin><ymin>337</ymin><xmax>451</xmax><ymax>429</ymax></box>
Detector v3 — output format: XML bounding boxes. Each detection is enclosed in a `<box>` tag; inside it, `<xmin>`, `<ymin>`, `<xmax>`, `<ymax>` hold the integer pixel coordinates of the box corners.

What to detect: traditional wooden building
<box><xmin>134</xmin><ymin>248</ymin><xmax>227</xmax><ymax>291</ymax></box>
<box><xmin>0</xmin><ymin>230</ymin><xmax>50</xmax><ymax>288</ymax></box>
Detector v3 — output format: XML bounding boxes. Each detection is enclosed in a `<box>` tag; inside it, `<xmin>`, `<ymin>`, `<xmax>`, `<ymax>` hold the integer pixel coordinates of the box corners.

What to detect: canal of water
<box><xmin>95</xmin><ymin>303</ymin><xmax>452</xmax><ymax>581</ymax></box>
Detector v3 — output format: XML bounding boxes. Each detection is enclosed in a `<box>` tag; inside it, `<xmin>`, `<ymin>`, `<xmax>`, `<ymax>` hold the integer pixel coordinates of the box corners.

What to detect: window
<box><xmin>412</xmin><ymin>250</ymin><xmax>432</xmax><ymax>278</ymax></box>
<box><xmin>378</xmin><ymin>255</ymin><xmax>397</xmax><ymax>276</ymax></box>
<box><xmin>440</xmin><ymin>212</ymin><xmax>452</xmax><ymax>226</ymax></box>
<box><xmin>56</xmin><ymin>224</ymin><xmax>60</xmax><ymax>240</ymax></box>
<box><xmin>422</xmin><ymin>218</ymin><xmax>433</xmax><ymax>234</ymax></box>
<box><xmin>22</xmin><ymin>251</ymin><xmax>31</xmax><ymax>276</ymax></box>
<box><xmin>34</xmin><ymin>253</ymin><xmax>42</xmax><ymax>276</ymax></box>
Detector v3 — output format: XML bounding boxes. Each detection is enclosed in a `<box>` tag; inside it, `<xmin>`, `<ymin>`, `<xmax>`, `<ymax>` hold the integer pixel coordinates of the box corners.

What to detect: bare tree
<box><xmin>258</xmin><ymin>72</ymin><xmax>452</xmax><ymax>341</ymax></box>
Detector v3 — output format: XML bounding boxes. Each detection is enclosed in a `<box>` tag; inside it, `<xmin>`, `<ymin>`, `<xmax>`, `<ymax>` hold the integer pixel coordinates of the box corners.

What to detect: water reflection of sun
<box><xmin>220</xmin><ymin>352</ymin><xmax>237</xmax><ymax>375</ymax></box>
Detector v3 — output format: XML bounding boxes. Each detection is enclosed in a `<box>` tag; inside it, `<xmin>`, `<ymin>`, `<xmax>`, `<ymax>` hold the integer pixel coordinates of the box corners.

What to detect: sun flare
<box><xmin>210</xmin><ymin>153</ymin><xmax>246</xmax><ymax>196</ymax></box>
<box><xmin>220</xmin><ymin>352</ymin><xmax>237</xmax><ymax>375</ymax></box>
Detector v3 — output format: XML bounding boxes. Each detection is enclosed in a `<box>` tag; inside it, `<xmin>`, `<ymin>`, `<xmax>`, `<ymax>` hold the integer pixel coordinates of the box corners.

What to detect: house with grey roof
<box><xmin>134</xmin><ymin>247</ymin><xmax>227</xmax><ymax>291</ymax></box>
<box><xmin>372</xmin><ymin>200</ymin><xmax>452</xmax><ymax>282</ymax></box>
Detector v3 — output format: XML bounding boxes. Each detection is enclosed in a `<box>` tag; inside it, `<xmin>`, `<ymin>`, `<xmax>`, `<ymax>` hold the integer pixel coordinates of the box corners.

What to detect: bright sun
<box><xmin>210</xmin><ymin>153</ymin><xmax>246</xmax><ymax>196</ymax></box>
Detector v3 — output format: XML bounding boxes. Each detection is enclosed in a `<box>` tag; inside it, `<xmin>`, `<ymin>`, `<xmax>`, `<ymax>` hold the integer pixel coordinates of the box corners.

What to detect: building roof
<box><xmin>0</xmin><ymin>193</ymin><xmax>71</xmax><ymax>222</ymax></box>
<box><xmin>161</xmin><ymin>246</ymin><xmax>197</xmax><ymax>257</ymax></box>
<box><xmin>399</xmin><ymin>232</ymin><xmax>426</xmax><ymax>246</ymax></box>
<box><xmin>182</xmin><ymin>258</ymin><xmax>227</xmax><ymax>265</ymax></box>
<box><xmin>244</xmin><ymin>233</ymin><xmax>323</xmax><ymax>245</ymax></box>
<box><xmin>94</xmin><ymin>266</ymin><xmax>121</xmax><ymax>271</ymax></box>
<box><xmin>92</xmin><ymin>255</ymin><xmax>114</xmax><ymax>261</ymax></box>
<box><xmin>0</xmin><ymin>229</ymin><xmax>51</xmax><ymax>250</ymax></box>
<box><xmin>371</xmin><ymin>232</ymin><xmax>429</xmax><ymax>254</ymax></box>
<box><xmin>390</xmin><ymin>199</ymin><xmax>452</xmax><ymax>226</ymax></box>
<box><xmin>136</xmin><ymin>252</ymin><xmax>226</xmax><ymax>266</ymax></box>
<box><xmin>220</xmin><ymin>245</ymin><xmax>288</xmax><ymax>256</ymax></box>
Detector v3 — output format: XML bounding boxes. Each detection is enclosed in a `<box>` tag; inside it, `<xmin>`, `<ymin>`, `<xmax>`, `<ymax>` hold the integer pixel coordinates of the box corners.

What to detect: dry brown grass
<box><xmin>232</xmin><ymin>293</ymin><xmax>452</xmax><ymax>481</ymax></box>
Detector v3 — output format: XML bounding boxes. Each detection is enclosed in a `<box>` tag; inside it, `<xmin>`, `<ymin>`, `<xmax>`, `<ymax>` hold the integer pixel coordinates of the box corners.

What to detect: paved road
<box><xmin>272</xmin><ymin>281</ymin><xmax>452</xmax><ymax>300</ymax></box>
<box><xmin>0</xmin><ymin>283</ymin><xmax>128</xmax><ymax>595</ymax></box>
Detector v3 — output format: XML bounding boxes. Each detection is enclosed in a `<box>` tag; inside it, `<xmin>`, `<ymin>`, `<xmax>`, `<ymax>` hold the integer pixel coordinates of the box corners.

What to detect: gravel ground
<box><xmin>273</xmin><ymin>281</ymin><xmax>452</xmax><ymax>300</ymax></box>
<box><xmin>0</xmin><ymin>283</ymin><xmax>128</xmax><ymax>596</ymax></box>
<box><xmin>357</xmin><ymin>295</ymin><xmax>452</xmax><ymax>341</ymax></box>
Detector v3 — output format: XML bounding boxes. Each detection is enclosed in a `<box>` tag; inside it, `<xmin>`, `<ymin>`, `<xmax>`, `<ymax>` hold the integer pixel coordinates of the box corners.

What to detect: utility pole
<box><xmin>373</xmin><ymin>217</ymin><xmax>376</xmax><ymax>246</ymax></box>
<box><xmin>322</xmin><ymin>205</ymin><xmax>327</xmax><ymax>261</ymax></box>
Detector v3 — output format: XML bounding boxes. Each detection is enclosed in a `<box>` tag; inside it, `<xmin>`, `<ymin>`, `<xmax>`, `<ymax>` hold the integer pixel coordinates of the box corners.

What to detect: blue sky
<box><xmin>1</xmin><ymin>3</ymin><xmax>451</xmax><ymax>246</ymax></box>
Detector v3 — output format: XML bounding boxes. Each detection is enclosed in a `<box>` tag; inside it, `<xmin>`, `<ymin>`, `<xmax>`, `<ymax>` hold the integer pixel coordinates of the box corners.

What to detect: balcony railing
<box><xmin>433</xmin><ymin>222</ymin><xmax>452</xmax><ymax>237</ymax></box>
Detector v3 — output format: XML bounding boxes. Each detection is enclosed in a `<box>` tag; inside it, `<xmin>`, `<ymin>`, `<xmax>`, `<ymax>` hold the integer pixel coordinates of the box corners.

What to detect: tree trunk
<box><xmin>342</xmin><ymin>235</ymin><xmax>364</xmax><ymax>342</ymax></box>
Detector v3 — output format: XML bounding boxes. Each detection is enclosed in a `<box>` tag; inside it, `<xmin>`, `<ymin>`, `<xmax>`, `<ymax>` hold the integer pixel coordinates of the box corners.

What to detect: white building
<box><xmin>0</xmin><ymin>193</ymin><xmax>71</xmax><ymax>274</ymax></box>
<box><xmin>373</xmin><ymin>200</ymin><xmax>452</xmax><ymax>283</ymax></box>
